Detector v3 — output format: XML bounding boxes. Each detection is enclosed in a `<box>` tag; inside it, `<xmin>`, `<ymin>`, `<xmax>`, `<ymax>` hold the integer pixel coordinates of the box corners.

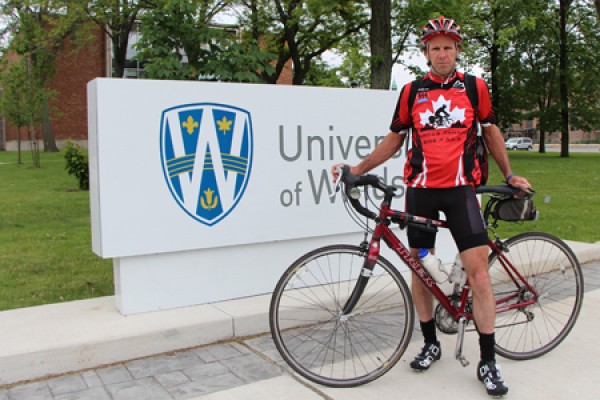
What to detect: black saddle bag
<box><xmin>492</xmin><ymin>197</ymin><xmax>537</xmax><ymax>222</ymax></box>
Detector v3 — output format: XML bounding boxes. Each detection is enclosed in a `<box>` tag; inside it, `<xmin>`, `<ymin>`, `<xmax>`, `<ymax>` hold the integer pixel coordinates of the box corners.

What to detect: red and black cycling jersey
<box><xmin>390</xmin><ymin>71</ymin><xmax>496</xmax><ymax>188</ymax></box>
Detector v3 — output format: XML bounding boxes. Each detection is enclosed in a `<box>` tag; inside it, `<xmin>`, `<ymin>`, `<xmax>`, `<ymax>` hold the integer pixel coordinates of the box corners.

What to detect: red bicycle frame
<box><xmin>367</xmin><ymin>201</ymin><xmax>539</xmax><ymax>322</ymax></box>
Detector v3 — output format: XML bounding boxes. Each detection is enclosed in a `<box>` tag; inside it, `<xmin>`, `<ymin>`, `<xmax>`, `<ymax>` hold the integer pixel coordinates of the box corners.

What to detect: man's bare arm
<box><xmin>481</xmin><ymin>124</ymin><xmax>532</xmax><ymax>191</ymax></box>
<box><xmin>332</xmin><ymin>132</ymin><xmax>405</xmax><ymax>180</ymax></box>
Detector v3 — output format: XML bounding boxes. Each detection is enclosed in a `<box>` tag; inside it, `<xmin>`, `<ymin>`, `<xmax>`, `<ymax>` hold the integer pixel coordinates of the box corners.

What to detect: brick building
<box><xmin>1</xmin><ymin>24</ymin><xmax>107</xmax><ymax>151</ymax></box>
<box><xmin>0</xmin><ymin>24</ymin><xmax>292</xmax><ymax>151</ymax></box>
<box><xmin>506</xmin><ymin>119</ymin><xmax>600</xmax><ymax>144</ymax></box>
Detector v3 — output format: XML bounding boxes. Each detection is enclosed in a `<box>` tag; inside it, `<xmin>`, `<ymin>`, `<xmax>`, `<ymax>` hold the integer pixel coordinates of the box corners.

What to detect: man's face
<box><xmin>424</xmin><ymin>35</ymin><xmax>460</xmax><ymax>77</ymax></box>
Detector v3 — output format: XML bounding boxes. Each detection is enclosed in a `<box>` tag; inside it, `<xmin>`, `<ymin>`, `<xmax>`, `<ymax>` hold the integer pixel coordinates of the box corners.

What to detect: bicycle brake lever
<box><xmin>330</xmin><ymin>166</ymin><xmax>344</xmax><ymax>200</ymax></box>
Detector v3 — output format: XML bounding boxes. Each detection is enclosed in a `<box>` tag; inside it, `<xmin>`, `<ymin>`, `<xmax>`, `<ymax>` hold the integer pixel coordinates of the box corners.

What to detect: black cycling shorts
<box><xmin>405</xmin><ymin>186</ymin><xmax>488</xmax><ymax>253</ymax></box>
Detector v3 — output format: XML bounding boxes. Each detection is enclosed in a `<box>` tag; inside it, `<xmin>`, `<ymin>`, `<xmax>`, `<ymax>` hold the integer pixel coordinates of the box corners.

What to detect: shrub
<box><xmin>63</xmin><ymin>140</ymin><xmax>89</xmax><ymax>190</ymax></box>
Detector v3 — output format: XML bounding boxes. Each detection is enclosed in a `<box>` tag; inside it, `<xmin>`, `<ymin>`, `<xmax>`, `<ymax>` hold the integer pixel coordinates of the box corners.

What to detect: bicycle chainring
<box><xmin>434</xmin><ymin>301</ymin><xmax>459</xmax><ymax>335</ymax></box>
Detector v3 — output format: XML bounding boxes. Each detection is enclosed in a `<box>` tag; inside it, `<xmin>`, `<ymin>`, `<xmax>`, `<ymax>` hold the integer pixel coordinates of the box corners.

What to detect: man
<box><xmin>332</xmin><ymin>16</ymin><xmax>532</xmax><ymax>397</ymax></box>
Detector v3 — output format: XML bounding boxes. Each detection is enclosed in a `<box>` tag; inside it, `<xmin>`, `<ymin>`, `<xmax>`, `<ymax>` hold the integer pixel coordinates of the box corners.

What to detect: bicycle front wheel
<box><xmin>489</xmin><ymin>232</ymin><xmax>584</xmax><ymax>360</ymax></box>
<box><xmin>269</xmin><ymin>244</ymin><xmax>414</xmax><ymax>387</ymax></box>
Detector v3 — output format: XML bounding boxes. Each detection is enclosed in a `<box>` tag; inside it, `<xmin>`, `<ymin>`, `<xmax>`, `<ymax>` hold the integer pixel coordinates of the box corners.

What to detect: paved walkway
<box><xmin>1</xmin><ymin>260</ymin><xmax>599</xmax><ymax>400</ymax></box>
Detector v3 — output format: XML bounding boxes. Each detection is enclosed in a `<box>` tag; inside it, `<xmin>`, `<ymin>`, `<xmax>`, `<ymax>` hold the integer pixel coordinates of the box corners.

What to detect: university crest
<box><xmin>160</xmin><ymin>103</ymin><xmax>253</xmax><ymax>226</ymax></box>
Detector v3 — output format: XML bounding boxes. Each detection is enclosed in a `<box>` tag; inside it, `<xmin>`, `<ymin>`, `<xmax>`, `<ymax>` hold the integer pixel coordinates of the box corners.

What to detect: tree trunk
<box><xmin>17</xmin><ymin>126</ymin><xmax>22</xmax><ymax>164</ymax></box>
<box><xmin>41</xmin><ymin>101</ymin><xmax>59</xmax><ymax>152</ymax></box>
<box><xmin>489</xmin><ymin>27</ymin><xmax>501</xmax><ymax>113</ymax></box>
<box><xmin>369</xmin><ymin>0</ymin><xmax>392</xmax><ymax>89</ymax></box>
<box><xmin>112</xmin><ymin>24</ymin><xmax>133</xmax><ymax>78</ymax></box>
<box><xmin>559</xmin><ymin>0</ymin><xmax>570</xmax><ymax>158</ymax></box>
<box><xmin>29</xmin><ymin>123</ymin><xmax>41</xmax><ymax>167</ymax></box>
<box><xmin>538</xmin><ymin>129</ymin><xmax>546</xmax><ymax>153</ymax></box>
<box><xmin>112</xmin><ymin>32</ymin><xmax>127</xmax><ymax>78</ymax></box>
<box><xmin>491</xmin><ymin>48</ymin><xmax>500</xmax><ymax>109</ymax></box>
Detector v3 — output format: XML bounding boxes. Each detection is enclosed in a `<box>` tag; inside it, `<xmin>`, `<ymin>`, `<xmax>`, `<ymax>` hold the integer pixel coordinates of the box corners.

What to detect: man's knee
<box><xmin>469</xmin><ymin>268</ymin><xmax>491</xmax><ymax>289</ymax></box>
<box><xmin>462</xmin><ymin>253</ymin><xmax>491</xmax><ymax>290</ymax></box>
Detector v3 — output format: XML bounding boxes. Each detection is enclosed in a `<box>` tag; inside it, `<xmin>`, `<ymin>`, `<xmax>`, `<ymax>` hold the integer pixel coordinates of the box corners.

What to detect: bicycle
<box><xmin>269</xmin><ymin>166</ymin><xmax>583</xmax><ymax>388</ymax></box>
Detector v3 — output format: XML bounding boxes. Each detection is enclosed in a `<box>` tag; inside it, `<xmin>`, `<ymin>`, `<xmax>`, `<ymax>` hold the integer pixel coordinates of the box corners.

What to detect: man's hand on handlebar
<box><xmin>331</xmin><ymin>163</ymin><xmax>362</xmax><ymax>183</ymax></box>
<box><xmin>331</xmin><ymin>163</ymin><xmax>345</xmax><ymax>182</ymax></box>
<box><xmin>506</xmin><ymin>174</ymin><xmax>533</xmax><ymax>193</ymax></box>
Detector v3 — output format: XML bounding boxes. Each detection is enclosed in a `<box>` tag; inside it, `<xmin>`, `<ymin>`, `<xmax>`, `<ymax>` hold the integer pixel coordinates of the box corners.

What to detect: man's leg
<box><xmin>461</xmin><ymin>245</ymin><xmax>508</xmax><ymax>396</ymax></box>
<box><xmin>411</xmin><ymin>248</ymin><xmax>435</xmax><ymax>322</ymax></box>
<box><xmin>409</xmin><ymin>248</ymin><xmax>441</xmax><ymax>371</ymax></box>
<box><xmin>405</xmin><ymin>187</ymin><xmax>441</xmax><ymax>371</ymax></box>
<box><xmin>461</xmin><ymin>245</ymin><xmax>495</xmax><ymax>334</ymax></box>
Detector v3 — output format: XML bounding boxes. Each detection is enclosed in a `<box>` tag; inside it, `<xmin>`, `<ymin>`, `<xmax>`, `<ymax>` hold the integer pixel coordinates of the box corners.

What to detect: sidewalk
<box><xmin>201</xmin><ymin>283</ymin><xmax>600</xmax><ymax>400</ymax></box>
<box><xmin>1</xmin><ymin>241</ymin><xmax>599</xmax><ymax>399</ymax></box>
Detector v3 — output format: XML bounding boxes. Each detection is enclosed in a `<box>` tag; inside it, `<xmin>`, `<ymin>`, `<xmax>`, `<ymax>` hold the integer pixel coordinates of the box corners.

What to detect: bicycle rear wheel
<box><xmin>488</xmin><ymin>232</ymin><xmax>584</xmax><ymax>360</ymax></box>
<box><xmin>269</xmin><ymin>244</ymin><xmax>414</xmax><ymax>387</ymax></box>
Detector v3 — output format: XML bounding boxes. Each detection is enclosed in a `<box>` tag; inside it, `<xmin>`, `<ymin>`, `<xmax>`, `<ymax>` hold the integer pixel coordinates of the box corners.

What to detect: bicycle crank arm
<box><xmin>454</xmin><ymin>317</ymin><xmax>470</xmax><ymax>367</ymax></box>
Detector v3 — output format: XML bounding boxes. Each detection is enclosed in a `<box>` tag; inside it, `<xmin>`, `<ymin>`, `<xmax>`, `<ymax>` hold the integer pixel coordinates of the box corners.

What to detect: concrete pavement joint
<box><xmin>238</xmin><ymin>339</ymin><xmax>334</xmax><ymax>400</ymax></box>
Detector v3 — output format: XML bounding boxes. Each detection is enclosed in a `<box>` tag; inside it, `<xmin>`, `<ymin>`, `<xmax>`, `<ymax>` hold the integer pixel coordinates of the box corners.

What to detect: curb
<box><xmin>564</xmin><ymin>240</ymin><xmax>600</xmax><ymax>265</ymax></box>
<box><xmin>0</xmin><ymin>295</ymin><xmax>267</xmax><ymax>386</ymax></box>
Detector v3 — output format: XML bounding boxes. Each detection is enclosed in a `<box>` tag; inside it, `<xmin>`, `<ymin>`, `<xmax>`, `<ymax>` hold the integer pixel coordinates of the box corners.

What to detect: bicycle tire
<box><xmin>488</xmin><ymin>232</ymin><xmax>584</xmax><ymax>360</ymax></box>
<box><xmin>269</xmin><ymin>244</ymin><xmax>414</xmax><ymax>387</ymax></box>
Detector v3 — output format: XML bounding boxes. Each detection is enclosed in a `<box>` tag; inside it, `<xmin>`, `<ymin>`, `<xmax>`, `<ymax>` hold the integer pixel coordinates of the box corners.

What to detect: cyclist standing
<box><xmin>332</xmin><ymin>16</ymin><xmax>531</xmax><ymax>397</ymax></box>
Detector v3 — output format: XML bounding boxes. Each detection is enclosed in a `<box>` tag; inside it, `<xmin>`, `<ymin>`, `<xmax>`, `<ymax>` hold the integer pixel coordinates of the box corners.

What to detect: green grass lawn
<box><xmin>485</xmin><ymin>151</ymin><xmax>600</xmax><ymax>242</ymax></box>
<box><xmin>0</xmin><ymin>151</ymin><xmax>113</xmax><ymax>311</ymax></box>
<box><xmin>0</xmin><ymin>149</ymin><xmax>598</xmax><ymax>311</ymax></box>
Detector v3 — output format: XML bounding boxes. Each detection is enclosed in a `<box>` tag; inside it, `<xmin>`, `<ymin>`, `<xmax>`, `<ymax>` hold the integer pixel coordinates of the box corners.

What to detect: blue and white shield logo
<box><xmin>160</xmin><ymin>103</ymin><xmax>253</xmax><ymax>226</ymax></box>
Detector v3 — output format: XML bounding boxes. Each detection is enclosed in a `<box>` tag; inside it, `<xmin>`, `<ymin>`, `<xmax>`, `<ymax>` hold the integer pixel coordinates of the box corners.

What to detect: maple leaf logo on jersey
<box><xmin>419</xmin><ymin>95</ymin><xmax>466</xmax><ymax>129</ymax></box>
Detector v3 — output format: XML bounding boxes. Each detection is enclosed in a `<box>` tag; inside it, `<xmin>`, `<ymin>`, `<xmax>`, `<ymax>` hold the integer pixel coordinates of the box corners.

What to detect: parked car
<box><xmin>505</xmin><ymin>137</ymin><xmax>533</xmax><ymax>150</ymax></box>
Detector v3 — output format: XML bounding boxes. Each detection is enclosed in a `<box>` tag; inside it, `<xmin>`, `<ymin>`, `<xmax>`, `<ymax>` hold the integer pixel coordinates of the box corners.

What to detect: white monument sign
<box><xmin>88</xmin><ymin>79</ymin><xmax>456</xmax><ymax>314</ymax></box>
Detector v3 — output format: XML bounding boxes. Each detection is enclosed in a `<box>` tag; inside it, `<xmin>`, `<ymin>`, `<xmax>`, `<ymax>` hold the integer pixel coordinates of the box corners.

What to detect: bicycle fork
<box><xmin>455</xmin><ymin>317</ymin><xmax>470</xmax><ymax>367</ymax></box>
<box><xmin>341</xmin><ymin>239</ymin><xmax>378</xmax><ymax>315</ymax></box>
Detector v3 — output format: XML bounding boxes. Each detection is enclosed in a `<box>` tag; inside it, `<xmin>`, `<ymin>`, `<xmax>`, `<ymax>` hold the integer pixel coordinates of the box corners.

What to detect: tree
<box><xmin>552</xmin><ymin>0</ymin><xmax>599</xmax><ymax>156</ymax></box>
<box><xmin>355</xmin><ymin>0</ymin><xmax>472</xmax><ymax>89</ymax></box>
<box><xmin>207</xmin><ymin>34</ymin><xmax>276</xmax><ymax>82</ymax></box>
<box><xmin>336</xmin><ymin>38</ymin><xmax>370</xmax><ymax>87</ymax></box>
<box><xmin>468</xmin><ymin>0</ymin><xmax>599</xmax><ymax>155</ymax></box>
<box><xmin>0</xmin><ymin>60</ymin><xmax>42</xmax><ymax>164</ymax></box>
<box><xmin>85</xmin><ymin>0</ymin><xmax>150</xmax><ymax>78</ymax></box>
<box><xmin>568</xmin><ymin>1</ymin><xmax>600</xmax><ymax>139</ymax></box>
<box><xmin>291</xmin><ymin>0</ymin><xmax>422</xmax><ymax>89</ymax></box>
<box><xmin>135</xmin><ymin>0</ymin><xmax>274</xmax><ymax>82</ymax></box>
<box><xmin>389</xmin><ymin>0</ymin><xmax>430</xmax><ymax>77</ymax></box>
<box><xmin>547</xmin><ymin>0</ymin><xmax>599</xmax><ymax>157</ymax></box>
<box><xmin>304</xmin><ymin>58</ymin><xmax>345</xmax><ymax>87</ymax></box>
<box><xmin>1</xmin><ymin>0</ymin><xmax>88</xmax><ymax>152</ymax></box>
<box><xmin>135</xmin><ymin>0</ymin><xmax>229</xmax><ymax>80</ymax></box>
<box><xmin>235</xmin><ymin>0</ymin><xmax>283</xmax><ymax>83</ymax></box>
<box><xmin>558</xmin><ymin>0</ymin><xmax>571</xmax><ymax>157</ymax></box>
<box><xmin>369</xmin><ymin>0</ymin><xmax>391</xmax><ymax>89</ymax></box>
<box><xmin>508</xmin><ymin>5</ymin><xmax>561</xmax><ymax>153</ymax></box>
<box><xmin>276</xmin><ymin>0</ymin><xmax>369</xmax><ymax>85</ymax></box>
<box><xmin>468</xmin><ymin>0</ymin><xmax>524</xmax><ymax>125</ymax></box>
<box><xmin>236</xmin><ymin>0</ymin><xmax>369</xmax><ymax>85</ymax></box>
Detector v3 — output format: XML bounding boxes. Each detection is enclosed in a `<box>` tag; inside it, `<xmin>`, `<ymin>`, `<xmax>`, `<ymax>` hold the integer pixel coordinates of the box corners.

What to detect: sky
<box><xmin>391</xmin><ymin>54</ymin><xmax>428</xmax><ymax>89</ymax></box>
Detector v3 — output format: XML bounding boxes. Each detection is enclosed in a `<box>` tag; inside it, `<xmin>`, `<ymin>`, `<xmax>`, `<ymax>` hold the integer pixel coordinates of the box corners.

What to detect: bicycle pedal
<box><xmin>457</xmin><ymin>355</ymin><xmax>470</xmax><ymax>367</ymax></box>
